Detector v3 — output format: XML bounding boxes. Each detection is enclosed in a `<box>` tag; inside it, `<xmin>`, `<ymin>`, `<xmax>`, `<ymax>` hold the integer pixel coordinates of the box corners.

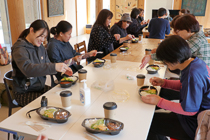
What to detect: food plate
<box><xmin>139</xmin><ymin>86</ymin><xmax>157</xmax><ymax>96</ymax></box>
<box><xmin>132</xmin><ymin>38</ymin><xmax>139</xmax><ymax>43</ymax></box>
<box><xmin>146</xmin><ymin>65</ymin><xmax>160</xmax><ymax>74</ymax></box>
<box><xmin>92</xmin><ymin>58</ymin><xmax>106</xmax><ymax>67</ymax></box>
<box><xmin>119</xmin><ymin>47</ymin><xmax>129</xmax><ymax>51</ymax></box>
<box><xmin>82</xmin><ymin>118</ymin><xmax>124</xmax><ymax>135</ymax></box>
<box><xmin>36</xmin><ymin>106</ymin><xmax>71</xmax><ymax>123</ymax></box>
<box><xmin>59</xmin><ymin>76</ymin><xmax>78</xmax><ymax>88</ymax></box>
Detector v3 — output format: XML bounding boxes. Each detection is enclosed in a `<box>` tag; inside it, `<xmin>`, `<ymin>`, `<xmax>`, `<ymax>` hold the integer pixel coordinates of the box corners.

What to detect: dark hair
<box><xmin>116</xmin><ymin>21</ymin><xmax>123</xmax><ymax>27</ymax></box>
<box><xmin>50</xmin><ymin>20</ymin><xmax>72</xmax><ymax>36</ymax></box>
<box><xmin>174</xmin><ymin>14</ymin><xmax>200</xmax><ymax>33</ymax></box>
<box><xmin>180</xmin><ymin>9</ymin><xmax>190</xmax><ymax>14</ymax></box>
<box><xmin>157</xmin><ymin>8</ymin><xmax>166</xmax><ymax>17</ymax></box>
<box><xmin>156</xmin><ymin>35</ymin><xmax>191</xmax><ymax>64</ymax></box>
<box><xmin>170</xmin><ymin>15</ymin><xmax>182</xmax><ymax>28</ymax></box>
<box><xmin>94</xmin><ymin>9</ymin><xmax>113</xmax><ymax>32</ymax></box>
<box><xmin>19</xmin><ymin>20</ymin><xmax>50</xmax><ymax>41</ymax></box>
<box><xmin>130</xmin><ymin>8</ymin><xmax>140</xmax><ymax>19</ymax></box>
<box><xmin>139</xmin><ymin>8</ymin><xmax>144</xmax><ymax>13</ymax></box>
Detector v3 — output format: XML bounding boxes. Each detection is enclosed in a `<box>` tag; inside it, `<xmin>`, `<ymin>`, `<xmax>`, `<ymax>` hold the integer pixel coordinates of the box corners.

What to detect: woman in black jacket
<box><xmin>12</xmin><ymin>20</ymin><xmax>72</xmax><ymax>106</ymax></box>
<box><xmin>110</xmin><ymin>13</ymin><xmax>134</xmax><ymax>49</ymax></box>
<box><xmin>87</xmin><ymin>9</ymin><xmax>120</xmax><ymax>62</ymax></box>
<box><xmin>47</xmin><ymin>21</ymin><xmax>97</xmax><ymax>80</ymax></box>
<box><xmin>127</xmin><ymin>8</ymin><xmax>148</xmax><ymax>37</ymax></box>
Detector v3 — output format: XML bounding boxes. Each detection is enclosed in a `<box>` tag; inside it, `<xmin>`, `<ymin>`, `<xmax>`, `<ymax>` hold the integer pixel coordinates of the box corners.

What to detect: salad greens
<box><xmin>91</xmin><ymin>119</ymin><xmax>108</xmax><ymax>131</ymax></box>
<box><xmin>61</xmin><ymin>76</ymin><xmax>74</xmax><ymax>82</ymax></box>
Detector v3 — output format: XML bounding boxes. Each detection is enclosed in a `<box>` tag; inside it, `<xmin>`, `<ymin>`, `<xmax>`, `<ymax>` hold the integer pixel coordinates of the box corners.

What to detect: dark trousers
<box><xmin>14</xmin><ymin>85</ymin><xmax>51</xmax><ymax>107</ymax></box>
<box><xmin>147</xmin><ymin>88</ymin><xmax>193</xmax><ymax>140</ymax></box>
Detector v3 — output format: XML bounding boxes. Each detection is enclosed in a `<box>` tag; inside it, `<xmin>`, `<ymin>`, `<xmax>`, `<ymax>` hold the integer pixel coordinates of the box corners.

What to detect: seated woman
<box><xmin>87</xmin><ymin>9</ymin><xmax>120</xmax><ymax>62</ymax></box>
<box><xmin>179</xmin><ymin>9</ymin><xmax>190</xmax><ymax>15</ymax></box>
<box><xmin>126</xmin><ymin>8</ymin><xmax>147</xmax><ymax>37</ymax></box>
<box><xmin>140</xmin><ymin>14</ymin><xmax>210</xmax><ymax>68</ymax></box>
<box><xmin>142</xmin><ymin>35</ymin><xmax>210</xmax><ymax>140</ymax></box>
<box><xmin>110</xmin><ymin>13</ymin><xmax>134</xmax><ymax>49</ymax></box>
<box><xmin>137</xmin><ymin>8</ymin><xmax>149</xmax><ymax>27</ymax></box>
<box><xmin>12</xmin><ymin>20</ymin><xmax>72</xmax><ymax>107</ymax></box>
<box><xmin>47</xmin><ymin>20</ymin><xmax>97</xmax><ymax>80</ymax></box>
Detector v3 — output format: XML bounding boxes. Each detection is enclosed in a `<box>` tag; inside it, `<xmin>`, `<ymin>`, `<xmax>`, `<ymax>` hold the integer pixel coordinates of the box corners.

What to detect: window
<box><xmin>23</xmin><ymin>0</ymin><xmax>41</xmax><ymax>28</ymax></box>
<box><xmin>103</xmin><ymin>0</ymin><xmax>110</xmax><ymax>10</ymax></box>
<box><xmin>0</xmin><ymin>0</ymin><xmax>12</xmax><ymax>52</ymax></box>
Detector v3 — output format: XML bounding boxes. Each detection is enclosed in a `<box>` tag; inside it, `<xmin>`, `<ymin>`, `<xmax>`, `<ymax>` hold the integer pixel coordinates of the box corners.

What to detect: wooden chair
<box><xmin>3</xmin><ymin>70</ymin><xmax>22</xmax><ymax>140</ymax></box>
<box><xmin>74</xmin><ymin>40</ymin><xmax>88</xmax><ymax>65</ymax></box>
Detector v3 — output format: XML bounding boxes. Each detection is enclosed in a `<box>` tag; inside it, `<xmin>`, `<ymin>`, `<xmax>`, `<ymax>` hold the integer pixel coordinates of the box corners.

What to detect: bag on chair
<box><xmin>0</xmin><ymin>47</ymin><xmax>10</xmax><ymax>66</ymax></box>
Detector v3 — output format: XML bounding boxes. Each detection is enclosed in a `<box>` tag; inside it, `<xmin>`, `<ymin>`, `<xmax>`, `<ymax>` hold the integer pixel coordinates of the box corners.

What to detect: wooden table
<box><xmin>142</xmin><ymin>28</ymin><xmax>173</xmax><ymax>38</ymax></box>
<box><xmin>103</xmin><ymin>38</ymin><xmax>161</xmax><ymax>62</ymax></box>
<box><xmin>0</xmin><ymin>60</ymin><xmax>167</xmax><ymax>140</ymax></box>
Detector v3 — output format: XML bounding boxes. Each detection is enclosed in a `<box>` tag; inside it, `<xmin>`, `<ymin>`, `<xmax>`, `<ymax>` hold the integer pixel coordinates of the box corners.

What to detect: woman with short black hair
<box><xmin>126</xmin><ymin>8</ymin><xmax>147</xmax><ymax>37</ymax></box>
<box><xmin>142</xmin><ymin>35</ymin><xmax>210</xmax><ymax>140</ymax></box>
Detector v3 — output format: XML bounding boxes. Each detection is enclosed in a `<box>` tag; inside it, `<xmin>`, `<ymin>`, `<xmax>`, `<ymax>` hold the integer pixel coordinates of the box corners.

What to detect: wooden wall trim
<box><xmin>7</xmin><ymin>0</ymin><xmax>26</xmax><ymax>45</ymax></box>
<box><xmin>95</xmin><ymin>0</ymin><xmax>103</xmax><ymax>18</ymax></box>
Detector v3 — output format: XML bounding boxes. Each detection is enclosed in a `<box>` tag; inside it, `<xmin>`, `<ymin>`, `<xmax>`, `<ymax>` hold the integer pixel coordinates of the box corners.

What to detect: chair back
<box><xmin>74</xmin><ymin>40</ymin><xmax>87</xmax><ymax>65</ymax></box>
<box><xmin>3</xmin><ymin>70</ymin><xmax>20</xmax><ymax>116</ymax></box>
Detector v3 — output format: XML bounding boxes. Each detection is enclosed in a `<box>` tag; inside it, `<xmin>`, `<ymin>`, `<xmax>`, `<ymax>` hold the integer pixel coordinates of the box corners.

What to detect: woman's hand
<box><xmin>55</xmin><ymin>63</ymin><xmax>72</xmax><ymax>76</ymax></box>
<box><xmin>73</xmin><ymin>55</ymin><xmax>83</xmax><ymax>63</ymax></box>
<box><xmin>139</xmin><ymin>55</ymin><xmax>151</xmax><ymax>69</ymax></box>
<box><xmin>65</xmin><ymin>67</ymin><xmax>73</xmax><ymax>76</ymax></box>
<box><xmin>146</xmin><ymin>19</ymin><xmax>150</xmax><ymax>24</ymax></box>
<box><xmin>150</xmin><ymin>77</ymin><xmax>164</xmax><ymax>86</ymax></box>
<box><xmin>151</xmin><ymin>48</ymin><xmax>157</xmax><ymax>54</ymax></box>
<box><xmin>126</xmin><ymin>34</ymin><xmax>133</xmax><ymax>40</ymax></box>
<box><xmin>114</xmin><ymin>34</ymin><xmax>120</xmax><ymax>41</ymax></box>
<box><xmin>89</xmin><ymin>50</ymin><xmax>97</xmax><ymax>57</ymax></box>
<box><xmin>141</xmin><ymin>95</ymin><xmax>161</xmax><ymax>105</ymax></box>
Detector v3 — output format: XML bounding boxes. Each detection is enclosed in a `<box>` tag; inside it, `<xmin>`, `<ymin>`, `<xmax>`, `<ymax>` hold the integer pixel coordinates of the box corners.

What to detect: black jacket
<box><xmin>110</xmin><ymin>24</ymin><xmax>127</xmax><ymax>49</ymax></box>
<box><xmin>87</xmin><ymin>24</ymin><xmax>116</xmax><ymax>62</ymax></box>
<box><xmin>12</xmin><ymin>38</ymin><xmax>57</xmax><ymax>93</ymax></box>
<box><xmin>127</xmin><ymin>18</ymin><xmax>145</xmax><ymax>37</ymax></box>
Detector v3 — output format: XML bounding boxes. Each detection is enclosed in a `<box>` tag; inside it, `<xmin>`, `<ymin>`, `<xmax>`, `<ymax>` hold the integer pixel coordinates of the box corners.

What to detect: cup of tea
<box><xmin>60</xmin><ymin>90</ymin><xmax>72</xmax><ymax>107</ymax></box>
<box><xmin>139</xmin><ymin>34</ymin><xmax>143</xmax><ymax>42</ymax></box>
<box><xmin>145</xmin><ymin>49</ymin><xmax>151</xmax><ymax>55</ymax></box>
<box><xmin>103</xmin><ymin>102</ymin><xmax>117</xmax><ymax>119</ymax></box>
<box><xmin>123</xmin><ymin>41</ymin><xmax>128</xmax><ymax>47</ymax></box>
<box><xmin>136</xmin><ymin>74</ymin><xmax>145</xmax><ymax>86</ymax></box>
<box><xmin>110</xmin><ymin>53</ymin><xmax>117</xmax><ymax>63</ymax></box>
<box><xmin>78</xmin><ymin>69</ymin><xmax>87</xmax><ymax>82</ymax></box>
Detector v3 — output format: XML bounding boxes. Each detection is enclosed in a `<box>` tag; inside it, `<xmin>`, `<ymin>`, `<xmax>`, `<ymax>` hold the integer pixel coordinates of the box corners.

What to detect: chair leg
<box><xmin>8</xmin><ymin>106</ymin><xmax>12</xmax><ymax>116</ymax></box>
<box><xmin>8</xmin><ymin>133</ymin><xmax>10</xmax><ymax>140</ymax></box>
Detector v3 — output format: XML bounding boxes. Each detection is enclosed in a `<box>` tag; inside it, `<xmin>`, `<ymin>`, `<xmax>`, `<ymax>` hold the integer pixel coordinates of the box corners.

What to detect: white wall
<box><xmin>145</xmin><ymin>0</ymin><xmax>173</xmax><ymax>20</ymax></box>
<box><xmin>76</xmin><ymin>0</ymin><xmax>87</xmax><ymax>35</ymax></box>
<box><xmin>65</xmin><ymin>0</ymin><xmax>77</xmax><ymax>37</ymax></box>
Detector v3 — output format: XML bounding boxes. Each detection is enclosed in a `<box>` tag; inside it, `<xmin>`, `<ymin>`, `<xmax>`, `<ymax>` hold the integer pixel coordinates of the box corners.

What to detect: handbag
<box><xmin>0</xmin><ymin>47</ymin><xmax>10</xmax><ymax>66</ymax></box>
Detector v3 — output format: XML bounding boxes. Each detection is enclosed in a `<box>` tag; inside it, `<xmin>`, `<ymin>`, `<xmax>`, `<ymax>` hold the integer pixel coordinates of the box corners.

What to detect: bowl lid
<box><xmin>60</xmin><ymin>90</ymin><xmax>72</xmax><ymax>97</ymax></box>
<box><xmin>136</xmin><ymin>74</ymin><xmax>145</xmax><ymax>79</ymax></box>
<box><xmin>78</xmin><ymin>69</ymin><xmax>87</xmax><ymax>73</ymax></box>
<box><xmin>103</xmin><ymin>102</ymin><xmax>117</xmax><ymax>110</ymax></box>
<box><xmin>110</xmin><ymin>53</ymin><xmax>117</xmax><ymax>56</ymax></box>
